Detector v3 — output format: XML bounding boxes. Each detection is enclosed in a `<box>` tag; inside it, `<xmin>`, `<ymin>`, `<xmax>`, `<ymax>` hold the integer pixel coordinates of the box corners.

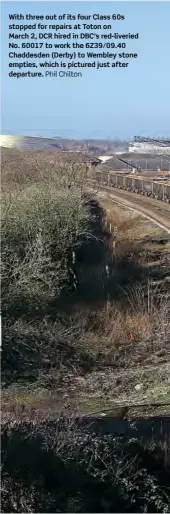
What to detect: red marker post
<box><xmin>130</xmin><ymin>332</ymin><xmax>135</xmax><ymax>342</ymax></box>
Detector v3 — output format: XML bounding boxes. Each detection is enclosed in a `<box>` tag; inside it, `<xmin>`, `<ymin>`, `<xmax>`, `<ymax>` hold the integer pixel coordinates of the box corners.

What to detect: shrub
<box><xmin>2</xmin><ymin>167</ymin><xmax>92</xmax><ymax>317</ymax></box>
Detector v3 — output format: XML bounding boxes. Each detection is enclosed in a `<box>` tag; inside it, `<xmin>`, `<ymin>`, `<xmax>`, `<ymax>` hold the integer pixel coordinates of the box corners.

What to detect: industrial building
<box><xmin>129</xmin><ymin>136</ymin><xmax>170</xmax><ymax>155</ymax></box>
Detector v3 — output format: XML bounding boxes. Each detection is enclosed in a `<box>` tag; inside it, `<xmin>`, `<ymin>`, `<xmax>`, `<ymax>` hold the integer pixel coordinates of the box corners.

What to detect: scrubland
<box><xmin>1</xmin><ymin>149</ymin><xmax>170</xmax><ymax>512</ymax></box>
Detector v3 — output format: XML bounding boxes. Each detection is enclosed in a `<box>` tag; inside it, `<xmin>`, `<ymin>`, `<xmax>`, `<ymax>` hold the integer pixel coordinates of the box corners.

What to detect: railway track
<box><xmin>91</xmin><ymin>183</ymin><xmax>170</xmax><ymax>232</ymax></box>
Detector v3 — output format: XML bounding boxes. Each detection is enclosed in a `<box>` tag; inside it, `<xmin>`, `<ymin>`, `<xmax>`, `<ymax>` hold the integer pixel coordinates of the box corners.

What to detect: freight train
<box><xmin>95</xmin><ymin>171</ymin><xmax>170</xmax><ymax>203</ymax></box>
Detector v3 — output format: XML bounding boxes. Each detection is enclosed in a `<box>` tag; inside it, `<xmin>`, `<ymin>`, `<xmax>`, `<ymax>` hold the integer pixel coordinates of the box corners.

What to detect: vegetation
<box><xmin>1</xmin><ymin>417</ymin><xmax>170</xmax><ymax>513</ymax></box>
<box><xmin>1</xmin><ymin>148</ymin><xmax>170</xmax><ymax>512</ymax></box>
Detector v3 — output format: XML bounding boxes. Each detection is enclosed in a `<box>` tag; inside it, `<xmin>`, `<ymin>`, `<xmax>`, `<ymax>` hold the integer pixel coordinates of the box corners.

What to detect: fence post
<box><xmin>72</xmin><ymin>250</ymin><xmax>76</xmax><ymax>265</ymax></box>
<box><xmin>113</xmin><ymin>240</ymin><xmax>116</xmax><ymax>259</ymax></box>
<box><xmin>103</xmin><ymin>212</ymin><xmax>107</xmax><ymax>229</ymax></box>
<box><xmin>105</xmin><ymin>265</ymin><xmax>110</xmax><ymax>311</ymax></box>
<box><xmin>105</xmin><ymin>264</ymin><xmax>109</xmax><ymax>278</ymax></box>
<box><xmin>113</xmin><ymin>226</ymin><xmax>117</xmax><ymax>259</ymax></box>
<box><xmin>163</xmin><ymin>183</ymin><xmax>165</xmax><ymax>201</ymax></box>
<box><xmin>106</xmin><ymin>292</ymin><xmax>111</xmax><ymax>312</ymax></box>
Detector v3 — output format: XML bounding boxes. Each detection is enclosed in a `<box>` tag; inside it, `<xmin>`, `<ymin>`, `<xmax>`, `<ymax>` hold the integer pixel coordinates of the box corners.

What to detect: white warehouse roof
<box><xmin>98</xmin><ymin>155</ymin><xmax>113</xmax><ymax>163</ymax></box>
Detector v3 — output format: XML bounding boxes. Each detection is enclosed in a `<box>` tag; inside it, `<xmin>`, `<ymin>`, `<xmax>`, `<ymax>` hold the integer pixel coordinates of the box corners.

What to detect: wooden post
<box><xmin>106</xmin><ymin>292</ymin><xmax>111</xmax><ymax>312</ymax></box>
<box><xmin>72</xmin><ymin>250</ymin><xmax>76</xmax><ymax>265</ymax></box>
<box><xmin>113</xmin><ymin>240</ymin><xmax>116</xmax><ymax>259</ymax></box>
<box><xmin>105</xmin><ymin>264</ymin><xmax>109</xmax><ymax>278</ymax></box>
<box><xmin>105</xmin><ymin>265</ymin><xmax>110</xmax><ymax>311</ymax></box>
<box><xmin>163</xmin><ymin>183</ymin><xmax>165</xmax><ymax>201</ymax></box>
<box><xmin>113</xmin><ymin>226</ymin><xmax>117</xmax><ymax>260</ymax></box>
<box><xmin>104</xmin><ymin>215</ymin><xmax>107</xmax><ymax>229</ymax></box>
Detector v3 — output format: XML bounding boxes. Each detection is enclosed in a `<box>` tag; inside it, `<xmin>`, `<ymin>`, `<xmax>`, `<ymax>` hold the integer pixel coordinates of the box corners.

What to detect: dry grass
<box><xmin>76</xmin><ymin>291</ymin><xmax>170</xmax><ymax>361</ymax></box>
<box><xmin>2</xmin><ymin>283</ymin><xmax>170</xmax><ymax>403</ymax></box>
<box><xmin>2</xmin><ymin>147</ymin><xmax>170</xmax><ymax>412</ymax></box>
<box><xmin>99</xmin><ymin>197</ymin><xmax>167</xmax><ymax>243</ymax></box>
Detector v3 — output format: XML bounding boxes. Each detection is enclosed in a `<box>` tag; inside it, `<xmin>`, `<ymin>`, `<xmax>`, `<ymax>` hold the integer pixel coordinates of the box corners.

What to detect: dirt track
<box><xmin>91</xmin><ymin>184</ymin><xmax>170</xmax><ymax>232</ymax></box>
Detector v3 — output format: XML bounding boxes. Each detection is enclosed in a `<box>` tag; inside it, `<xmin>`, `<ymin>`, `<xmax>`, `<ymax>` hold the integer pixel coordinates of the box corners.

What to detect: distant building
<box><xmin>114</xmin><ymin>146</ymin><xmax>129</xmax><ymax>154</ymax></box>
<box><xmin>98</xmin><ymin>156</ymin><xmax>113</xmax><ymax>163</ymax></box>
<box><xmin>129</xmin><ymin>136</ymin><xmax>170</xmax><ymax>155</ymax></box>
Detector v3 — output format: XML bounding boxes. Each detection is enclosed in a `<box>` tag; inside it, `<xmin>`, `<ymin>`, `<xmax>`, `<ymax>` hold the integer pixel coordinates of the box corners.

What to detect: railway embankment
<box><xmin>93</xmin><ymin>184</ymin><xmax>170</xmax><ymax>232</ymax></box>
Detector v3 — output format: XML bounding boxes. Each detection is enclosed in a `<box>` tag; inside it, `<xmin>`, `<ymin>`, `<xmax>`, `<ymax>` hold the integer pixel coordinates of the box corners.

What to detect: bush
<box><xmin>2</xmin><ymin>167</ymin><xmax>92</xmax><ymax>317</ymax></box>
<box><xmin>1</xmin><ymin>419</ymin><xmax>170</xmax><ymax>513</ymax></box>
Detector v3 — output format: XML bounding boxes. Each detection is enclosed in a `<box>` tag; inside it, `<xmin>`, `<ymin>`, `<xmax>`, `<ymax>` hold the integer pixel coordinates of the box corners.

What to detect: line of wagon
<box><xmin>95</xmin><ymin>171</ymin><xmax>170</xmax><ymax>203</ymax></box>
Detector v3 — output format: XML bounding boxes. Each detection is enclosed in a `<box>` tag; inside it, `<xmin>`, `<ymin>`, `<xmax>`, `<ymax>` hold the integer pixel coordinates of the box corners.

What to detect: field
<box><xmin>1</xmin><ymin>147</ymin><xmax>170</xmax><ymax>512</ymax></box>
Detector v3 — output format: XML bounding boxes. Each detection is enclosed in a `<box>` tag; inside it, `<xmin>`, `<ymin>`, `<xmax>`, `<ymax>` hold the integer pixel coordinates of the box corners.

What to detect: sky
<box><xmin>1</xmin><ymin>1</ymin><xmax>170</xmax><ymax>139</ymax></box>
